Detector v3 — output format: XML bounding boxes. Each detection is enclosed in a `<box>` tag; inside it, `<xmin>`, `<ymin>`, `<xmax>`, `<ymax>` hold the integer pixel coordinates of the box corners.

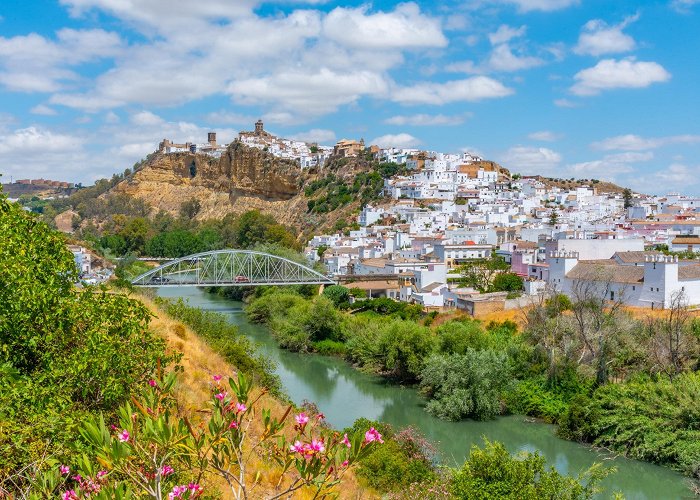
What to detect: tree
<box><xmin>180</xmin><ymin>198</ymin><xmax>202</xmax><ymax>219</ymax></box>
<box><xmin>420</xmin><ymin>350</ymin><xmax>511</xmax><ymax>421</ymax></box>
<box><xmin>622</xmin><ymin>188</ymin><xmax>633</xmax><ymax>209</ymax></box>
<box><xmin>491</xmin><ymin>272</ymin><xmax>524</xmax><ymax>293</ymax></box>
<box><xmin>549</xmin><ymin>209</ymin><xmax>559</xmax><ymax>226</ymax></box>
<box><xmin>450</xmin><ymin>440</ymin><xmax>612</xmax><ymax>499</ymax></box>
<box><xmin>456</xmin><ymin>255</ymin><xmax>510</xmax><ymax>292</ymax></box>
<box><xmin>322</xmin><ymin>285</ymin><xmax>350</xmax><ymax>306</ymax></box>
<box><xmin>645</xmin><ymin>290</ymin><xmax>700</xmax><ymax>380</ymax></box>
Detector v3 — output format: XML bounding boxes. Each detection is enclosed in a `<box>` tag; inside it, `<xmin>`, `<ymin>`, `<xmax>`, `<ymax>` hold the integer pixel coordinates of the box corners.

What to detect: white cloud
<box><xmin>592</xmin><ymin>133</ymin><xmax>700</xmax><ymax>151</ymax></box>
<box><xmin>671</xmin><ymin>0</ymin><xmax>700</xmax><ymax>13</ymax></box>
<box><xmin>322</xmin><ymin>3</ymin><xmax>447</xmax><ymax>50</ymax></box>
<box><xmin>488</xmin><ymin>44</ymin><xmax>544</xmax><ymax>72</ymax></box>
<box><xmin>0</xmin><ymin>29</ymin><xmax>123</xmax><ymax>93</ymax></box>
<box><xmin>553</xmin><ymin>98</ymin><xmax>580</xmax><ymax>108</ymax></box>
<box><xmin>228</xmin><ymin>68</ymin><xmax>389</xmax><ymax>116</ymax></box>
<box><xmin>30</xmin><ymin>104</ymin><xmax>58</xmax><ymax>116</ymax></box>
<box><xmin>574</xmin><ymin>15</ymin><xmax>638</xmax><ymax>56</ymax></box>
<box><xmin>384</xmin><ymin>113</ymin><xmax>468</xmax><ymax>126</ymax></box>
<box><xmin>570</xmin><ymin>58</ymin><xmax>671</xmax><ymax>96</ymax></box>
<box><xmin>498</xmin><ymin>0</ymin><xmax>580</xmax><ymax>12</ymax></box>
<box><xmin>205</xmin><ymin>111</ymin><xmax>254</xmax><ymax>126</ymax></box>
<box><xmin>370</xmin><ymin>133</ymin><xmax>422</xmax><ymax>148</ymax></box>
<box><xmin>392</xmin><ymin>77</ymin><xmax>513</xmax><ymax>105</ymax></box>
<box><xmin>0</xmin><ymin>126</ymin><xmax>87</xmax><ymax>181</ymax></box>
<box><xmin>488</xmin><ymin>25</ymin><xmax>526</xmax><ymax>45</ymax></box>
<box><xmin>528</xmin><ymin>131</ymin><xmax>562</xmax><ymax>141</ymax></box>
<box><xmin>499</xmin><ymin>146</ymin><xmax>562</xmax><ymax>174</ymax></box>
<box><xmin>568</xmin><ymin>151</ymin><xmax>652</xmax><ymax>176</ymax></box>
<box><xmin>288</xmin><ymin>129</ymin><xmax>336</xmax><ymax>144</ymax></box>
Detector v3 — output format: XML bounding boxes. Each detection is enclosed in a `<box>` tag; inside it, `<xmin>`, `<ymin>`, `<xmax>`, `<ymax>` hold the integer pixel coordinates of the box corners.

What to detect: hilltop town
<box><xmin>133</xmin><ymin>122</ymin><xmax>700</xmax><ymax>313</ymax></box>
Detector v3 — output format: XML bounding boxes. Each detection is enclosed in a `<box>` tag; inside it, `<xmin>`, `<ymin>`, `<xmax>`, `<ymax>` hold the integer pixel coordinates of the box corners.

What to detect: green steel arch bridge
<box><xmin>131</xmin><ymin>250</ymin><xmax>336</xmax><ymax>287</ymax></box>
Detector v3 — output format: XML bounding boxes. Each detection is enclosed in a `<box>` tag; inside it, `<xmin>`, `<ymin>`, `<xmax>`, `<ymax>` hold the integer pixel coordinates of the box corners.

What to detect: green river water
<box><xmin>157</xmin><ymin>287</ymin><xmax>692</xmax><ymax>499</ymax></box>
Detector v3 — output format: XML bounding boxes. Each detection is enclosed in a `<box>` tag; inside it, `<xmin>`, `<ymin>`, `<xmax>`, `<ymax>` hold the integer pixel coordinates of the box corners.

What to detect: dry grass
<box><xmin>138</xmin><ymin>295</ymin><xmax>374</xmax><ymax>500</ymax></box>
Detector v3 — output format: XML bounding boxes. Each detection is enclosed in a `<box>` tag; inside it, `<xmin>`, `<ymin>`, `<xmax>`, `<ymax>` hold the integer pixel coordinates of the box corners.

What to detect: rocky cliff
<box><xmin>110</xmin><ymin>141</ymin><xmax>350</xmax><ymax>232</ymax></box>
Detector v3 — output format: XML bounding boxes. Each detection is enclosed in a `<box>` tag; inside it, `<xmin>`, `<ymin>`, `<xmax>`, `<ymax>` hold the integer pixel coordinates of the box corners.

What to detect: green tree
<box><xmin>322</xmin><ymin>285</ymin><xmax>350</xmax><ymax>306</ymax></box>
<box><xmin>491</xmin><ymin>272</ymin><xmax>524</xmax><ymax>292</ymax></box>
<box><xmin>450</xmin><ymin>440</ymin><xmax>612</xmax><ymax>499</ymax></box>
<box><xmin>457</xmin><ymin>255</ymin><xmax>510</xmax><ymax>292</ymax></box>
<box><xmin>420</xmin><ymin>350</ymin><xmax>511</xmax><ymax>421</ymax></box>
<box><xmin>622</xmin><ymin>188</ymin><xmax>633</xmax><ymax>209</ymax></box>
<box><xmin>549</xmin><ymin>209</ymin><xmax>559</xmax><ymax>226</ymax></box>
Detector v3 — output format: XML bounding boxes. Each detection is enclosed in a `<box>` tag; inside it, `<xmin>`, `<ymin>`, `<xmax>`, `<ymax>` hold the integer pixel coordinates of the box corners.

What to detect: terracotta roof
<box><xmin>566</xmin><ymin>262</ymin><xmax>644</xmax><ymax>284</ymax></box>
<box><xmin>613</xmin><ymin>251</ymin><xmax>659</xmax><ymax>263</ymax></box>
<box><xmin>672</xmin><ymin>237</ymin><xmax>700</xmax><ymax>245</ymax></box>
<box><xmin>679</xmin><ymin>265</ymin><xmax>700</xmax><ymax>280</ymax></box>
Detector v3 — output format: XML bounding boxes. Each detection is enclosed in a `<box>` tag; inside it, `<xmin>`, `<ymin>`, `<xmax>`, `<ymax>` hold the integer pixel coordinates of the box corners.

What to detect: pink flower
<box><xmin>118</xmin><ymin>429</ymin><xmax>130</xmax><ymax>442</ymax></box>
<box><xmin>289</xmin><ymin>440</ymin><xmax>305</xmax><ymax>453</ymax></box>
<box><xmin>148</xmin><ymin>379</ymin><xmax>157</xmax><ymax>387</ymax></box>
<box><xmin>168</xmin><ymin>485</ymin><xmax>188</xmax><ymax>499</ymax></box>
<box><xmin>234</xmin><ymin>402</ymin><xmax>247</xmax><ymax>413</ymax></box>
<box><xmin>228</xmin><ymin>421</ymin><xmax>239</xmax><ymax>429</ymax></box>
<box><xmin>214</xmin><ymin>392</ymin><xmax>227</xmax><ymax>402</ymax></box>
<box><xmin>310</xmin><ymin>438</ymin><xmax>325</xmax><ymax>453</ymax></box>
<box><xmin>62</xmin><ymin>490</ymin><xmax>78</xmax><ymax>500</ymax></box>
<box><xmin>364</xmin><ymin>427</ymin><xmax>383</xmax><ymax>444</ymax></box>
<box><xmin>59</xmin><ymin>464</ymin><xmax>70</xmax><ymax>475</ymax></box>
<box><xmin>341</xmin><ymin>433</ymin><xmax>351</xmax><ymax>448</ymax></box>
<box><xmin>295</xmin><ymin>412</ymin><xmax>309</xmax><ymax>426</ymax></box>
<box><xmin>161</xmin><ymin>465</ymin><xmax>174</xmax><ymax>477</ymax></box>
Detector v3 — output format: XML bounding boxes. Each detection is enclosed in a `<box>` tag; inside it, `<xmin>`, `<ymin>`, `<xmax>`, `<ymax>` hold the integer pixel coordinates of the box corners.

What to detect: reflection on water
<box><xmin>157</xmin><ymin>287</ymin><xmax>692</xmax><ymax>499</ymax></box>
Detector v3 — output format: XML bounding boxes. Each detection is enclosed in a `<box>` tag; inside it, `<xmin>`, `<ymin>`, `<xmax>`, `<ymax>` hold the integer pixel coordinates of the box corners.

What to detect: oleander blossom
<box><xmin>341</xmin><ymin>433</ymin><xmax>351</xmax><ymax>448</ymax></box>
<box><xmin>59</xmin><ymin>464</ymin><xmax>70</xmax><ymax>475</ymax></box>
<box><xmin>364</xmin><ymin>427</ymin><xmax>383</xmax><ymax>444</ymax></box>
<box><xmin>118</xmin><ymin>429</ymin><xmax>130</xmax><ymax>442</ymax></box>
<box><xmin>295</xmin><ymin>412</ymin><xmax>309</xmax><ymax>426</ymax></box>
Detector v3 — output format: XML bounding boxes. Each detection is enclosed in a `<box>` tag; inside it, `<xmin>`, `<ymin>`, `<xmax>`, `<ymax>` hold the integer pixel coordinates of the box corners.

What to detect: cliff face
<box><xmin>110</xmin><ymin>142</ymin><xmax>325</xmax><ymax>229</ymax></box>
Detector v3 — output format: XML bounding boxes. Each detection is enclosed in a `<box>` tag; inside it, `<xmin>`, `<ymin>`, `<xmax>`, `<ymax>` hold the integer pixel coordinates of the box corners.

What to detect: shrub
<box><xmin>450</xmin><ymin>440</ymin><xmax>612</xmax><ymax>499</ymax></box>
<box><xmin>322</xmin><ymin>285</ymin><xmax>350</xmax><ymax>306</ymax></box>
<box><xmin>377</xmin><ymin>321</ymin><xmax>435</xmax><ymax>382</ymax></box>
<box><xmin>420</xmin><ymin>350</ymin><xmax>511</xmax><ymax>421</ymax></box>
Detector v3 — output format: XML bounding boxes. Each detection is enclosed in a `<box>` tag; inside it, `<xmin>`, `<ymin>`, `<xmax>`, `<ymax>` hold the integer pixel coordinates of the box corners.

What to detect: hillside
<box><xmin>530</xmin><ymin>175</ymin><xmax>633</xmax><ymax>195</ymax></box>
<box><xmin>107</xmin><ymin>142</ymin><xmax>377</xmax><ymax>238</ymax></box>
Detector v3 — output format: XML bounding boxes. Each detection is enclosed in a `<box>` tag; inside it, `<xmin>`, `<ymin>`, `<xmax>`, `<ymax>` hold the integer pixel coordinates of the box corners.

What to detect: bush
<box><xmin>377</xmin><ymin>321</ymin><xmax>435</xmax><ymax>382</ymax></box>
<box><xmin>322</xmin><ymin>284</ymin><xmax>351</xmax><ymax>306</ymax></box>
<box><xmin>420</xmin><ymin>350</ymin><xmax>511</xmax><ymax>421</ymax></box>
<box><xmin>558</xmin><ymin>372</ymin><xmax>700</xmax><ymax>475</ymax></box>
<box><xmin>345</xmin><ymin>419</ymin><xmax>437</xmax><ymax>492</ymax></box>
<box><xmin>450</xmin><ymin>440</ymin><xmax>612</xmax><ymax>499</ymax></box>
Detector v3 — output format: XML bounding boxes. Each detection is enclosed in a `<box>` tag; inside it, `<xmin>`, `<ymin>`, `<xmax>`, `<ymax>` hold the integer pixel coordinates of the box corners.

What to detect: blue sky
<box><xmin>0</xmin><ymin>0</ymin><xmax>699</xmax><ymax>195</ymax></box>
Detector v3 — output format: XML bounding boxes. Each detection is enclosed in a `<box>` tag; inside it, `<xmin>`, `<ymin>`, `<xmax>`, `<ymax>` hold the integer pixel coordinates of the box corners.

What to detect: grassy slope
<box><xmin>137</xmin><ymin>294</ymin><xmax>374</xmax><ymax>499</ymax></box>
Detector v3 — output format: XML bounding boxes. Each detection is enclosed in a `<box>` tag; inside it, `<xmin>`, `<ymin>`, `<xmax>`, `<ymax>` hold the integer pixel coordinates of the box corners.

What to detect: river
<box><xmin>157</xmin><ymin>287</ymin><xmax>691</xmax><ymax>499</ymax></box>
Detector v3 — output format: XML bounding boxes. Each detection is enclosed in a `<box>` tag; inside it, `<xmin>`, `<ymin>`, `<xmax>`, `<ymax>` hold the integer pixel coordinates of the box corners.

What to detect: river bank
<box><xmin>157</xmin><ymin>287</ymin><xmax>692</xmax><ymax>499</ymax></box>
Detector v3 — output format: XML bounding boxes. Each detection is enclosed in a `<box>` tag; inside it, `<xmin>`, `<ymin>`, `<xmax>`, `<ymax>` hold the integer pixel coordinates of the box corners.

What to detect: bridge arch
<box><xmin>131</xmin><ymin>250</ymin><xmax>335</xmax><ymax>287</ymax></box>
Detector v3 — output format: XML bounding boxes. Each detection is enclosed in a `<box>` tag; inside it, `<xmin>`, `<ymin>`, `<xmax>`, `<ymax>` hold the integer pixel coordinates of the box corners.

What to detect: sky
<box><xmin>0</xmin><ymin>0</ymin><xmax>699</xmax><ymax>195</ymax></box>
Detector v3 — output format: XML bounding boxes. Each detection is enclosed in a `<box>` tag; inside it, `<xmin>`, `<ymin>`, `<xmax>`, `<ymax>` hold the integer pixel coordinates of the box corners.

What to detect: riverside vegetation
<box><xmin>0</xmin><ymin>188</ymin><xmax>616</xmax><ymax>499</ymax></box>
<box><xmin>246</xmin><ymin>284</ymin><xmax>700</xmax><ymax>487</ymax></box>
